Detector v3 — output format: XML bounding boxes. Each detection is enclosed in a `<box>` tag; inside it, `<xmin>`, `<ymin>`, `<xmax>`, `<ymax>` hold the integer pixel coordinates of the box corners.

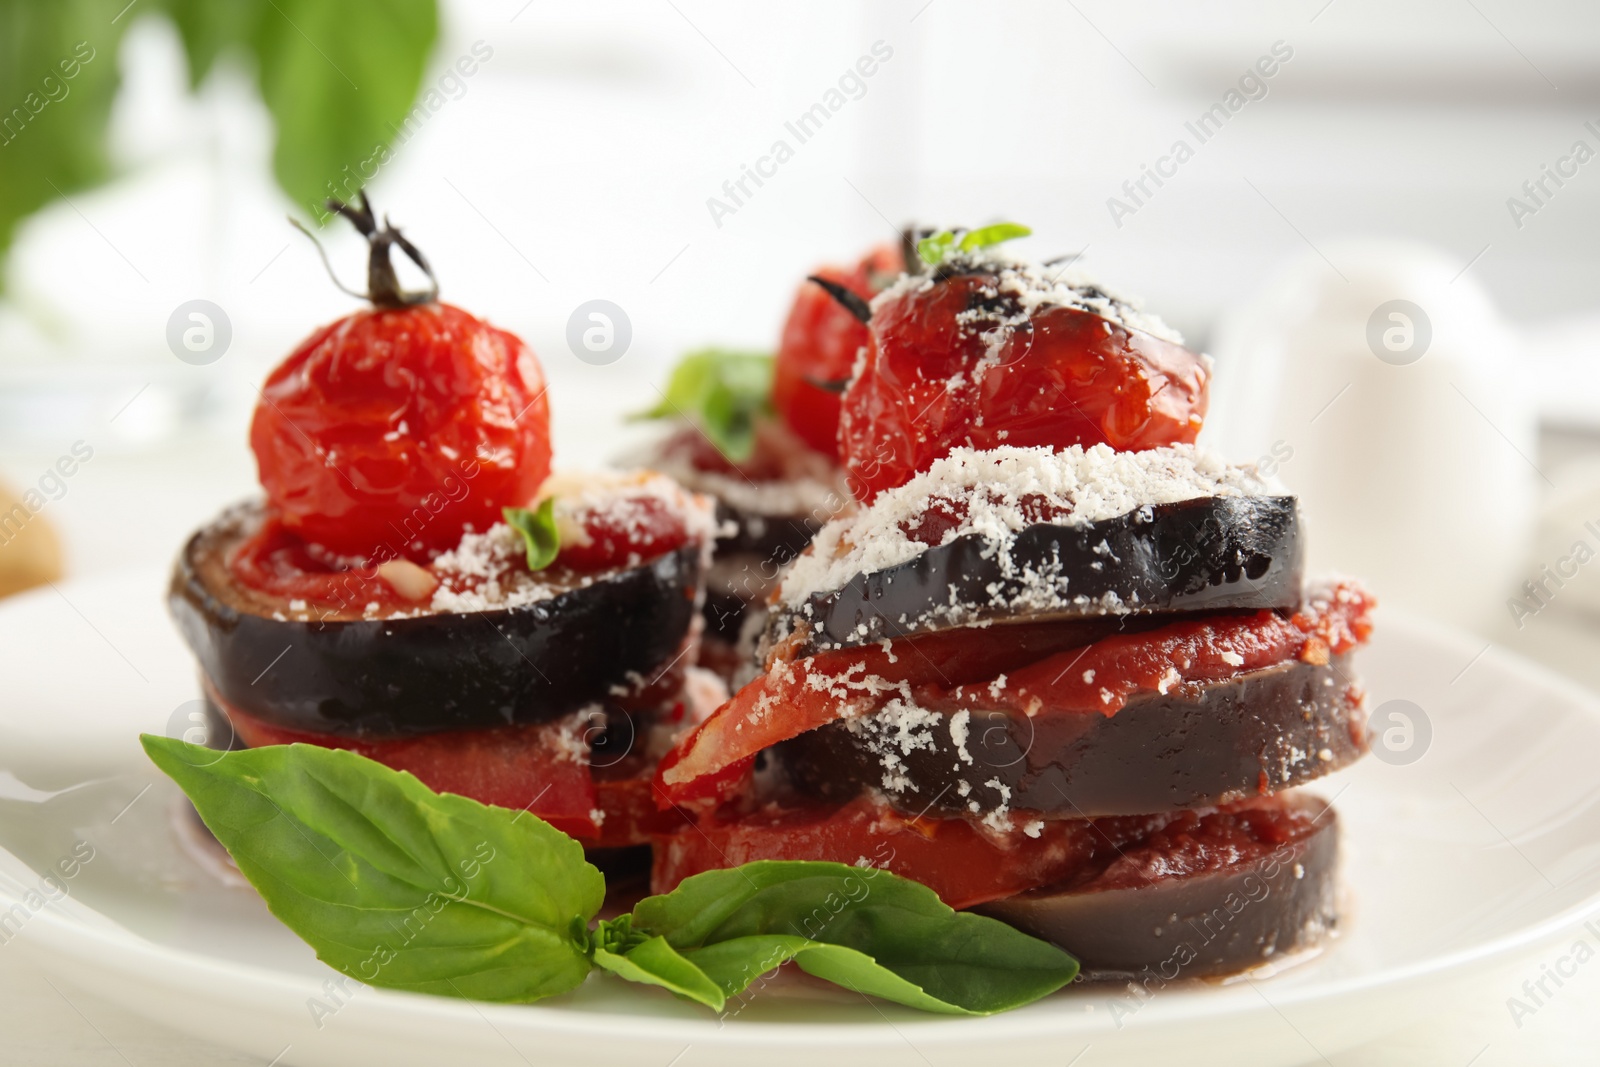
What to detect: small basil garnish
<box><xmin>502</xmin><ymin>499</ymin><xmax>559</xmax><ymax>571</ymax></box>
<box><xmin>917</xmin><ymin>223</ymin><xmax>1032</xmax><ymax>267</ymax></box>
<box><xmin>634</xmin><ymin>348</ymin><xmax>774</xmax><ymax>463</ymax></box>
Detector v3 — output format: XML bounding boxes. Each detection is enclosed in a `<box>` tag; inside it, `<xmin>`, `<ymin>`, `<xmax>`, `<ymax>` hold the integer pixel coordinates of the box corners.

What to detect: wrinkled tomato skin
<box><xmin>773</xmin><ymin>243</ymin><xmax>901</xmax><ymax>457</ymax></box>
<box><xmin>251</xmin><ymin>303</ymin><xmax>552</xmax><ymax>558</ymax></box>
<box><xmin>840</xmin><ymin>272</ymin><xmax>1210</xmax><ymax>500</ymax></box>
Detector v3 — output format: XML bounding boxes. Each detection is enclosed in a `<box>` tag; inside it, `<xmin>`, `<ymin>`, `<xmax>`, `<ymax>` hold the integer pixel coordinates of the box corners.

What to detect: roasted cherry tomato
<box><xmin>839</xmin><ymin>266</ymin><xmax>1210</xmax><ymax>500</ymax></box>
<box><xmin>773</xmin><ymin>243</ymin><xmax>902</xmax><ymax>456</ymax></box>
<box><xmin>251</xmin><ymin>303</ymin><xmax>550</xmax><ymax>558</ymax></box>
<box><xmin>250</xmin><ymin>198</ymin><xmax>552</xmax><ymax>558</ymax></box>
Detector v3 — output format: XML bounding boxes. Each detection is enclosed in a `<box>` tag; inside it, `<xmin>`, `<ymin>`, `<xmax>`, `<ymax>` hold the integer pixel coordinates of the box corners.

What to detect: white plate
<box><xmin>3</xmin><ymin>569</ymin><xmax>1600</xmax><ymax>1067</ymax></box>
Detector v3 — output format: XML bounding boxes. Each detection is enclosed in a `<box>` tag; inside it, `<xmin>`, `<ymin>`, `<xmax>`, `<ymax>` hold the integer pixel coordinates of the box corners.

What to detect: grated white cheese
<box><xmin>844</xmin><ymin>698</ymin><xmax>943</xmax><ymax>793</ymax></box>
<box><xmin>871</xmin><ymin>248</ymin><xmax>1184</xmax><ymax>345</ymax></box>
<box><xmin>422</xmin><ymin>468</ymin><xmax>716</xmax><ymax>615</ymax></box>
<box><xmin>949</xmin><ymin>709</ymin><xmax>974</xmax><ymax>766</ymax></box>
<box><xmin>779</xmin><ymin>443</ymin><xmax>1270</xmax><ymax>608</ymax></box>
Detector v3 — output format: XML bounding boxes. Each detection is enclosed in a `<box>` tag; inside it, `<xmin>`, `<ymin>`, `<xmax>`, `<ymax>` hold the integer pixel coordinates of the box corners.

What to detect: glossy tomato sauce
<box><xmin>650</xmin><ymin>793</ymin><xmax>1328</xmax><ymax>909</ymax></box>
<box><xmin>656</xmin><ymin>581</ymin><xmax>1373</xmax><ymax>804</ymax></box>
<box><xmin>227</xmin><ymin>490</ymin><xmax>694</xmax><ymax>611</ymax></box>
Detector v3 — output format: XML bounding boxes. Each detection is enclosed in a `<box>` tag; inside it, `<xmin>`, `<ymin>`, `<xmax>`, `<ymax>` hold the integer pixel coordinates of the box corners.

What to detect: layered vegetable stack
<box><xmin>170</xmin><ymin>198</ymin><xmax>721</xmax><ymax>856</ymax></box>
<box><xmin>650</xmin><ymin>236</ymin><xmax>1374</xmax><ymax>980</ymax></box>
<box><xmin>164</xmin><ymin>205</ymin><xmax>1375</xmax><ymax>991</ymax></box>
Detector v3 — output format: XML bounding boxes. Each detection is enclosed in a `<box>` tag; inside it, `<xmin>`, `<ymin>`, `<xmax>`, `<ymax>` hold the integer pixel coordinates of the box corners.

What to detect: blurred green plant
<box><xmin>0</xmin><ymin>0</ymin><xmax>437</xmax><ymax>271</ymax></box>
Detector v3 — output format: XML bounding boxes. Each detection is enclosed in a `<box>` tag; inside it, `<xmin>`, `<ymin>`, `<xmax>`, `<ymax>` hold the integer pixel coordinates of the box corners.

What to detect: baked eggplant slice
<box><xmin>774</xmin><ymin>653</ymin><xmax>1367</xmax><ymax>818</ymax></box>
<box><xmin>170</xmin><ymin>502</ymin><xmax>702</xmax><ymax>738</ymax></box>
<box><xmin>977</xmin><ymin>793</ymin><xmax>1339</xmax><ymax>980</ymax></box>
<box><xmin>772</xmin><ymin>493</ymin><xmax>1302</xmax><ymax>654</ymax></box>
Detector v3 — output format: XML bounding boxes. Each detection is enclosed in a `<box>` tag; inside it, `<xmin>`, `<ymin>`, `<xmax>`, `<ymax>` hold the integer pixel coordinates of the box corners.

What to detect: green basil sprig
<box><xmin>611</xmin><ymin>861</ymin><xmax>1081</xmax><ymax>1013</ymax></box>
<box><xmin>917</xmin><ymin>223</ymin><xmax>1032</xmax><ymax>267</ymax></box>
<box><xmin>141</xmin><ymin>736</ymin><xmax>1078</xmax><ymax>1014</ymax></box>
<box><xmin>502</xmin><ymin>499</ymin><xmax>560</xmax><ymax>571</ymax></box>
<box><xmin>633</xmin><ymin>349</ymin><xmax>774</xmax><ymax>464</ymax></box>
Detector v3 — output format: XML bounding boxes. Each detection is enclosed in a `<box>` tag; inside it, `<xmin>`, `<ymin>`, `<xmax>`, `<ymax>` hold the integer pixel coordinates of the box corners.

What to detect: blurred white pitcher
<box><xmin>1206</xmin><ymin>238</ymin><xmax>1536</xmax><ymax>633</ymax></box>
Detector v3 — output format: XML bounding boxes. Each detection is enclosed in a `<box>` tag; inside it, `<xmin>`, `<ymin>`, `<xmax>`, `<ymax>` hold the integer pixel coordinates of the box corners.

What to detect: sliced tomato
<box><xmin>652</xmin><ymin>794</ymin><xmax>1327</xmax><ymax>909</ymax></box>
<box><xmin>653</xmin><ymin>654</ymin><xmax>900</xmax><ymax>804</ymax></box>
<box><xmin>591</xmin><ymin>776</ymin><xmax>697</xmax><ymax>848</ymax></box>
<box><xmin>653</xmin><ymin>795</ymin><xmax>1179</xmax><ymax>909</ymax></box>
<box><xmin>965</xmin><ymin>581</ymin><xmax>1375</xmax><ymax>717</ymax></box>
<box><xmin>655</xmin><ymin>581</ymin><xmax>1374</xmax><ymax>804</ymax></box>
<box><xmin>659</xmin><ymin>617</ymin><xmax>1110</xmax><ymax>798</ymax></box>
<box><xmin>1077</xmin><ymin>797</ymin><xmax>1327</xmax><ymax>894</ymax></box>
<box><xmin>588</xmin><ymin>750</ymin><xmax>707</xmax><ymax>848</ymax></box>
<box><xmin>217</xmin><ymin>692</ymin><xmax>601</xmax><ymax>839</ymax></box>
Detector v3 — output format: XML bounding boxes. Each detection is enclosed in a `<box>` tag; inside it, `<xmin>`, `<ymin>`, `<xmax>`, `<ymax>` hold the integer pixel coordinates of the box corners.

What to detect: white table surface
<box><xmin>5</xmin><ymin>432</ymin><xmax>1600</xmax><ymax>1066</ymax></box>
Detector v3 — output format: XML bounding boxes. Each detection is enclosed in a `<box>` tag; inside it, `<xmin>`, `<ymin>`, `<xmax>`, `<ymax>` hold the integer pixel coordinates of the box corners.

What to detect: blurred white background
<box><xmin>4</xmin><ymin>0</ymin><xmax>1600</xmax><ymax>669</ymax></box>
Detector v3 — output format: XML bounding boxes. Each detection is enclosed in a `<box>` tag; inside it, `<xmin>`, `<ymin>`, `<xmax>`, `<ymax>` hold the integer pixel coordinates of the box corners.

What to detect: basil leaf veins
<box><xmin>140</xmin><ymin>735</ymin><xmax>602</xmax><ymax>1003</ymax></box>
<box><xmin>626</xmin><ymin>859</ymin><xmax>1079</xmax><ymax>1014</ymax></box>
<box><xmin>142</xmin><ymin>738</ymin><xmax>1079</xmax><ymax>1017</ymax></box>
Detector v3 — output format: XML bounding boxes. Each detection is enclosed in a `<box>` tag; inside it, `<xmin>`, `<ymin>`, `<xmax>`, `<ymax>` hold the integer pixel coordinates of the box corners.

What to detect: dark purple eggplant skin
<box><xmin>695</xmin><ymin>502</ymin><xmax>824</xmax><ymax>672</ymax></box>
<box><xmin>977</xmin><ymin>799</ymin><xmax>1339</xmax><ymax>980</ymax></box>
<box><xmin>700</xmin><ymin>502</ymin><xmax>822</xmax><ymax>640</ymax></box>
<box><xmin>775</xmin><ymin>654</ymin><xmax>1365</xmax><ymax>818</ymax></box>
<box><xmin>773</xmin><ymin>494</ymin><xmax>1302</xmax><ymax>654</ymax></box>
<box><xmin>712</xmin><ymin>499</ymin><xmax>823</xmax><ymax>561</ymax></box>
<box><xmin>169</xmin><ymin>512</ymin><xmax>703</xmax><ymax>740</ymax></box>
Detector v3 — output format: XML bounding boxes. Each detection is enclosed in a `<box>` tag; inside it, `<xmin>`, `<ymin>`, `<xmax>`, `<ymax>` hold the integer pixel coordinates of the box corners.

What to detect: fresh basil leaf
<box><xmin>140</xmin><ymin>735</ymin><xmax>603</xmax><ymax>1003</ymax></box>
<box><xmin>250</xmin><ymin>0</ymin><xmax>437</xmax><ymax>221</ymax></box>
<box><xmin>0</xmin><ymin>0</ymin><xmax>440</xmax><ymax>273</ymax></box>
<box><xmin>631</xmin><ymin>860</ymin><xmax>1078</xmax><ymax>1014</ymax></box>
<box><xmin>593</xmin><ymin>933</ymin><xmax>727</xmax><ymax>1011</ymax></box>
<box><xmin>917</xmin><ymin>224</ymin><xmax>1032</xmax><ymax>267</ymax></box>
<box><xmin>680</xmin><ymin>933</ymin><xmax>1003</xmax><ymax>1015</ymax></box>
<box><xmin>915</xmin><ymin>230</ymin><xmax>957</xmax><ymax>267</ymax></box>
<box><xmin>502</xmin><ymin>499</ymin><xmax>559</xmax><ymax>571</ymax></box>
<box><xmin>161</xmin><ymin>0</ymin><xmax>261</xmax><ymax>88</ymax></box>
<box><xmin>0</xmin><ymin>1</ymin><xmax>127</xmax><ymax>265</ymax></box>
<box><xmin>959</xmin><ymin>222</ymin><xmax>1031</xmax><ymax>253</ymax></box>
<box><xmin>634</xmin><ymin>349</ymin><xmax>773</xmax><ymax>464</ymax></box>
